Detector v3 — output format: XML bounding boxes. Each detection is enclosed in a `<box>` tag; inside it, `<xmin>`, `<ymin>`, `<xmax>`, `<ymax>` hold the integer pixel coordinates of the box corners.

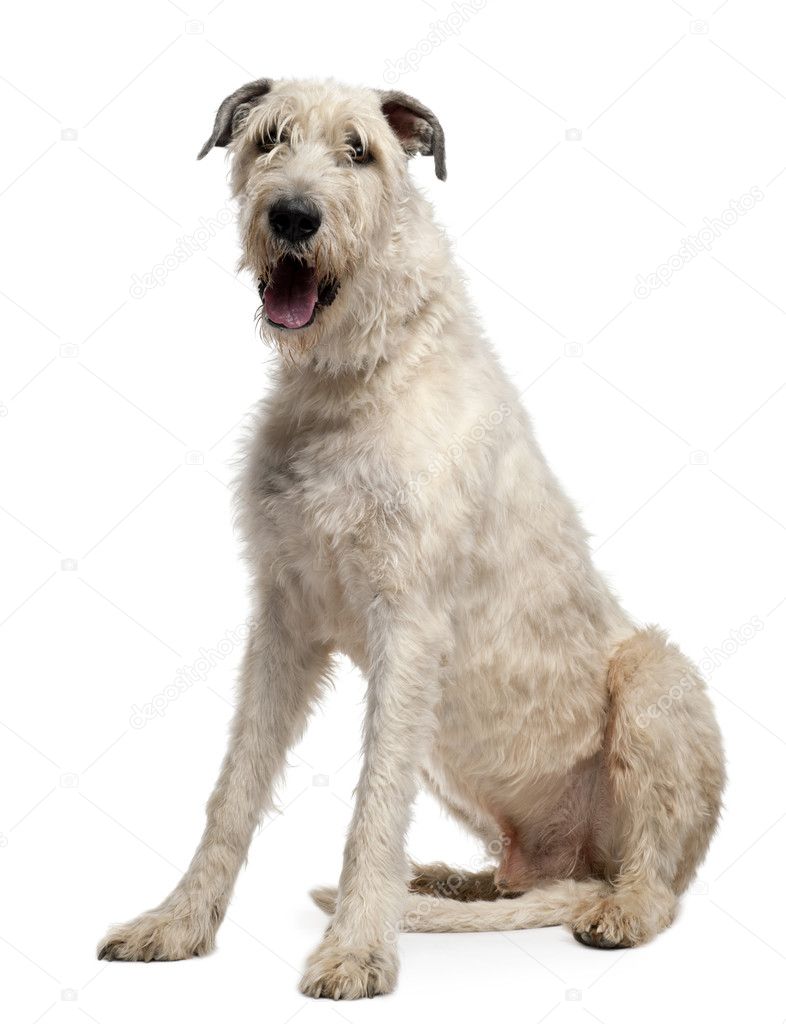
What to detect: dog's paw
<box><xmin>309</xmin><ymin>886</ymin><xmax>338</xmax><ymax>915</ymax></box>
<box><xmin>299</xmin><ymin>942</ymin><xmax>398</xmax><ymax>999</ymax></box>
<box><xmin>572</xmin><ymin>893</ymin><xmax>665</xmax><ymax>950</ymax></box>
<box><xmin>97</xmin><ymin>907</ymin><xmax>215</xmax><ymax>962</ymax></box>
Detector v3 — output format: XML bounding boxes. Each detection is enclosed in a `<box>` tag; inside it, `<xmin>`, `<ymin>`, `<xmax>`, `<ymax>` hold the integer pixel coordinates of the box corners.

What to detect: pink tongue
<box><xmin>263</xmin><ymin>259</ymin><xmax>318</xmax><ymax>329</ymax></box>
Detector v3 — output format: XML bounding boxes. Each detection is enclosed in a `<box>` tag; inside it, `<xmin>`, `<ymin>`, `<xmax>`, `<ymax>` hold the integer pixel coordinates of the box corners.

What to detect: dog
<box><xmin>97</xmin><ymin>78</ymin><xmax>725</xmax><ymax>999</ymax></box>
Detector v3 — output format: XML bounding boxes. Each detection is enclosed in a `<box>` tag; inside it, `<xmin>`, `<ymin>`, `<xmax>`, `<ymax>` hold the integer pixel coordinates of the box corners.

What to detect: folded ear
<box><xmin>197</xmin><ymin>78</ymin><xmax>274</xmax><ymax>160</ymax></box>
<box><xmin>378</xmin><ymin>90</ymin><xmax>446</xmax><ymax>180</ymax></box>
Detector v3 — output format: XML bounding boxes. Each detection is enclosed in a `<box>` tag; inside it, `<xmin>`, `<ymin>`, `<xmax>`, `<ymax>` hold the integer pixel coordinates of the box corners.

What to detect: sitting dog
<box><xmin>98</xmin><ymin>78</ymin><xmax>725</xmax><ymax>999</ymax></box>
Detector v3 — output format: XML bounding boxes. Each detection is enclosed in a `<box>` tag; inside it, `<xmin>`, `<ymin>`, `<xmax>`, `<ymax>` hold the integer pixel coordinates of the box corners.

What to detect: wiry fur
<box><xmin>97</xmin><ymin>78</ymin><xmax>725</xmax><ymax>999</ymax></box>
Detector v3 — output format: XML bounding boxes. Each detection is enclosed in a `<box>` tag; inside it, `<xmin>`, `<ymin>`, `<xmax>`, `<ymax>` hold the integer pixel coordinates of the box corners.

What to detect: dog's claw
<box><xmin>573</xmin><ymin>926</ymin><xmax>631</xmax><ymax>950</ymax></box>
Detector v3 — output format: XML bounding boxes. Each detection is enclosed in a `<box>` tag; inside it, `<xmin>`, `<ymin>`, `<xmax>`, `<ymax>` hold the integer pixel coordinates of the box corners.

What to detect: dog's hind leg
<box><xmin>571</xmin><ymin>627</ymin><xmax>725</xmax><ymax>948</ymax></box>
<box><xmin>98</xmin><ymin>584</ymin><xmax>330</xmax><ymax>962</ymax></box>
<box><xmin>348</xmin><ymin>629</ymin><xmax>724</xmax><ymax>945</ymax></box>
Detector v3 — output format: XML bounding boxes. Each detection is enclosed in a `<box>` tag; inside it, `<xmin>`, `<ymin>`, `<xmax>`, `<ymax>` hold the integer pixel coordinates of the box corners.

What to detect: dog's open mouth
<box><xmin>260</xmin><ymin>256</ymin><xmax>339</xmax><ymax>330</ymax></box>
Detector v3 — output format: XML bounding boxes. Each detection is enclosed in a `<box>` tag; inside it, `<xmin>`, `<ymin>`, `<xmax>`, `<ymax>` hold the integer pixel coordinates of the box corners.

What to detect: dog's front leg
<box><xmin>98</xmin><ymin>585</ymin><xmax>330</xmax><ymax>962</ymax></box>
<box><xmin>300</xmin><ymin>595</ymin><xmax>442</xmax><ymax>999</ymax></box>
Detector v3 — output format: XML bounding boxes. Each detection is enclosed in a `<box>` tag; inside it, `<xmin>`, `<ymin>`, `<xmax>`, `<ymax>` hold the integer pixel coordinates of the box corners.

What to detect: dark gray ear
<box><xmin>197</xmin><ymin>78</ymin><xmax>273</xmax><ymax>160</ymax></box>
<box><xmin>378</xmin><ymin>90</ymin><xmax>446</xmax><ymax>180</ymax></box>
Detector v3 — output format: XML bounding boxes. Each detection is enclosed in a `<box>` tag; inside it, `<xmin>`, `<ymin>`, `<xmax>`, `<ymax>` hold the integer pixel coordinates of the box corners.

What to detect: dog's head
<box><xmin>198</xmin><ymin>78</ymin><xmax>445</xmax><ymax>348</ymax></box>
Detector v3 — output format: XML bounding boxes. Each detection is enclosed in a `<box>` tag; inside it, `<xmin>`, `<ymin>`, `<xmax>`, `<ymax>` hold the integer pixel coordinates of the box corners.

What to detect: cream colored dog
<box><xmin>97</xmin><ymin>78</ymin><xmax>725</xmax><ymax>999</ymax></box>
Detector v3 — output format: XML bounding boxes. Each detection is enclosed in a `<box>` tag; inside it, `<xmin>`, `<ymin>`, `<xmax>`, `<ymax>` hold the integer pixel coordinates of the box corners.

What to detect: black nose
<box><xmin>268</xmin><ymin>198</ymin><xmax>322</xmax><ymax>243</ymax></box>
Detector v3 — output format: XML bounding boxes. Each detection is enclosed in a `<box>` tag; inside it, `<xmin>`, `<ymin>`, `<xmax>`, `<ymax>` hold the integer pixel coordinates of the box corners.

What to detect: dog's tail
<box><xmin>310</xmin><ymin>877</ymin><xmax>610</xmax><ymax>933</ymax></box>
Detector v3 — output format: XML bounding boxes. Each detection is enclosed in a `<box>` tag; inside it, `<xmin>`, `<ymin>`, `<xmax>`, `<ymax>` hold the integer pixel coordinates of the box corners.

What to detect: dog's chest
<box><xmin>248</xmin><ymin>417</ymin><xmax>405</xmax><ymax>638</ymax></box>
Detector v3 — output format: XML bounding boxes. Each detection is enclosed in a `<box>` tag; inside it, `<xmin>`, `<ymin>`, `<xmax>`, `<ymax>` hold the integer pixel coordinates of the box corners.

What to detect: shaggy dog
<box><xmin>98</xmin><ymin>78</ymin><xmax>725</xmax><ymax>1000</ymax></box>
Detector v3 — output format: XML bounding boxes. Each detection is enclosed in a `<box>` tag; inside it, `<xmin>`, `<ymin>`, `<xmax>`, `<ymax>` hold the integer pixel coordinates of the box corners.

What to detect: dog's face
<box><xmin>198</xmin><ymin>79</ymin><xmax>445</xmax><ymax>347</ymax></box>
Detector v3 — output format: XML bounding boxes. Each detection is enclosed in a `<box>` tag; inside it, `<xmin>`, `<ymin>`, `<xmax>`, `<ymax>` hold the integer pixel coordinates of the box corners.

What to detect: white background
<box><xmin>2</xmin><ymin>0</ymin><xmax>785</xmax><ymax>1021</ymax></box>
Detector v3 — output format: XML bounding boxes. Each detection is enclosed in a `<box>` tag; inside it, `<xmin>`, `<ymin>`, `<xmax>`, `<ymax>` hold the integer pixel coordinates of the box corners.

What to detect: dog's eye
<box><xmin>258</xmin><ymin>128</ymin><xmax>287</xmax><ymax>155</ymax></box>
<box><xmin>348</xmin><ymin>135</ymin><xmax>371</xmax><ymax>165</ymax></box>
